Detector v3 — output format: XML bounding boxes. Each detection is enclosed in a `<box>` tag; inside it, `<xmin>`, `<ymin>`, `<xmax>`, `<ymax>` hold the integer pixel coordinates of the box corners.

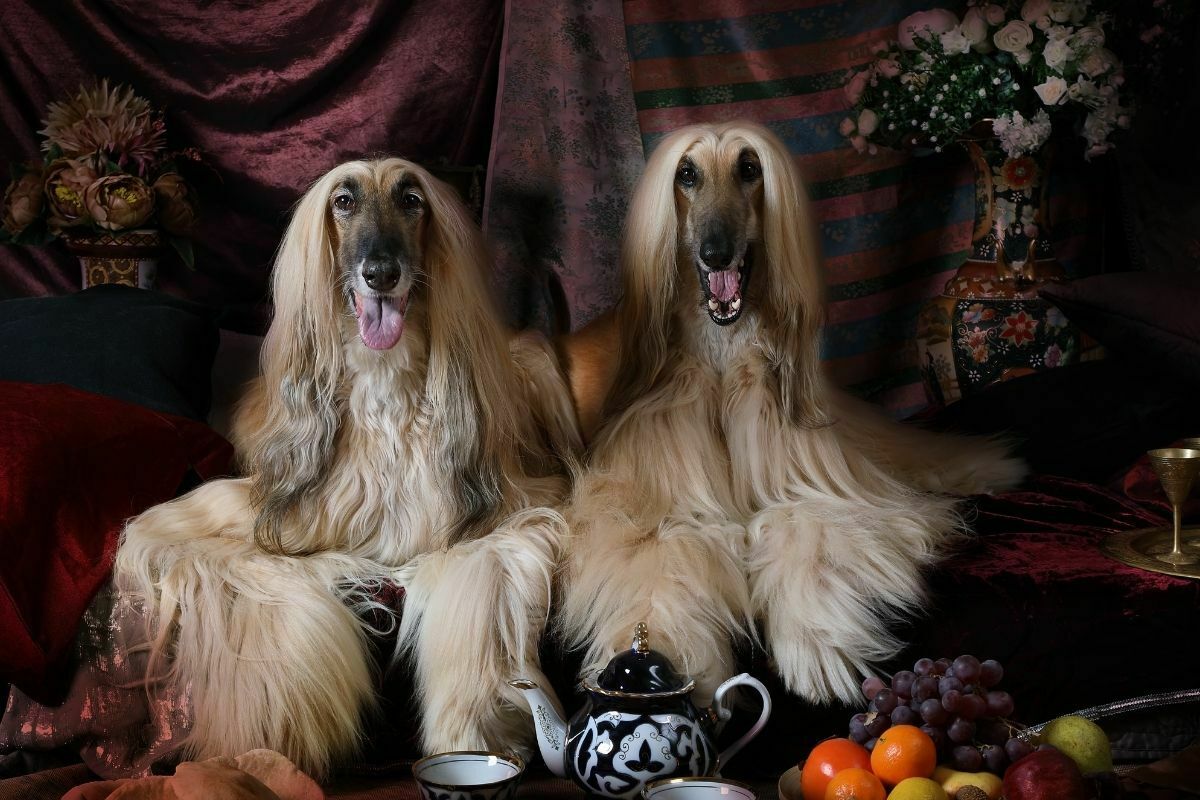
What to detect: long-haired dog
<box><xmin>558</xmin><ymin>122</ymin><xmax>1024</xmax><ymax>707</ymax></box>
<box><xmin>115</xmin><ymin>158</ymin><xmax>580</xmax><ymax>776</ymax></box>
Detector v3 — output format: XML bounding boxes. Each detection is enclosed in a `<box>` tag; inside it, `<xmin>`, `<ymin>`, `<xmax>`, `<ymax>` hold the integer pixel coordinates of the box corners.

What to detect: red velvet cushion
<box><xmin>0</xmin><ymin>382</ymin><xmax>233</xmax><ymax>703</ymax></box>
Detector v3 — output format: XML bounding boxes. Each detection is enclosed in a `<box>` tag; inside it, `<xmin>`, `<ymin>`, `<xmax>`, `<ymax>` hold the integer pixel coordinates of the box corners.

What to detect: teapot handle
<box><xmin>712</xmin><ymin>673</ymin><xmax>772</xmax><ymax>771</ymax></box>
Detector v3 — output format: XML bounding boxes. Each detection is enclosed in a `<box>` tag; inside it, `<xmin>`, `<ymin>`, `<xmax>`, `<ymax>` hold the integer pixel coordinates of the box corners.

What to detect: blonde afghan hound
<box><xmin>558</xmin><ymin>122</ymin><xmax>1024</xmax><ymax>709</ymax></box>
<box><xmin>115</xmin><ymin>158</ymin><xmax>580</xmax><ymax>777</ymax></box>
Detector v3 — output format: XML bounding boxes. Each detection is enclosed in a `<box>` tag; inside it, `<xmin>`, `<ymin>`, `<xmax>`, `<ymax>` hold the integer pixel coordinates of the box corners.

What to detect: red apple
<box><xmin>1003</xmin><ymin>748</ymin><xmax>1091</xmax><ymax>800</ymax></box>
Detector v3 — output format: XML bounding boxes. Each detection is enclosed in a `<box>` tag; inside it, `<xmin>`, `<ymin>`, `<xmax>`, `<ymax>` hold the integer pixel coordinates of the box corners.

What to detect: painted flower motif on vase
<box><xmin>1001</xmin><ymin>310</ymin><xmax>1038</xmax><ymax>345</ymax></box>
<box><xmin>994</xmin><ymin>156</ymin><xmax>1039</xmax><ymax>193</ymax></box>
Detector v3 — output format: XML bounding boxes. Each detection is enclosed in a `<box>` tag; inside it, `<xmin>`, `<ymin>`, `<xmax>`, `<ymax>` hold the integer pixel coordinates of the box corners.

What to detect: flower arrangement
<box><xmin>840</xmin><ymin>0</ymin><xmax>1132</xmax><ymax>160</ymax></box>
<box><xmin>1</xmin><ymin>80</ymin><xmax>199</xmax><ymax>266</ymax></box>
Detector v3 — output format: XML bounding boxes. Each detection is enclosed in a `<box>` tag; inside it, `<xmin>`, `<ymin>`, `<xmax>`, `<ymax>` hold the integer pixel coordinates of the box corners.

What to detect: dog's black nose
<box><xmin>362</xmin><ymin>262</ymin><xmax>400</xmax><ymax>292</ymax></box>
<box><xmin>700</xmin><ymin>232</ymin><xmax>735</xmax><ymax>270</ymax></box>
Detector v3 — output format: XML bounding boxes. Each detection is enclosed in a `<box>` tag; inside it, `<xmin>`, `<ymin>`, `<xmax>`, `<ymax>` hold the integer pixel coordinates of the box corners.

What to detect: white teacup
<box><xmin>412</xmin><ymin>751</ymin><xmax>525</xmax><ymax>800</ymax></box>
<box><xmin>643</xmin><ymin>777</ymin><xmax>758</xmax><ymax>799</ymax></box>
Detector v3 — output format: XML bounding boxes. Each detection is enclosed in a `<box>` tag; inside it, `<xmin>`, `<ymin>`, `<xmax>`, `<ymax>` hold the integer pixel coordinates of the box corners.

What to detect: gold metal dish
<box><xmin>777</xmin><ymin>764</ymin><xmax>801</xmax><ymax>800</ymax></box>
<box><xmin>1100</xmin><ymin>525</ymin><xmax>1200</xmax><ymax>580</ymax></box>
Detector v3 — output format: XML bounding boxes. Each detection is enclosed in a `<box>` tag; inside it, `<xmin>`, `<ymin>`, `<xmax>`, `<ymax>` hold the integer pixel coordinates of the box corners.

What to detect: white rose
<box><xmin>994</xmin><ymin>19</ymin><xmax>1034</xmax><ymax>53</ymax></box>
<box><xmin>1079</xmin><ymin>47</ymin><xmax>1118</xmax><ymax>78</ymax></box>
<box><xmin>1034</xmin><ymin>76</ymin><xmax>1070</xmax><ymax>105</ymax></box>
<box><xmin>961</xmin><ymin>9</ymin><xmax>989</xmax><ymax>45</ymax></box>
<box><xmin>1069</xmin><ymin>76</ymin><xmax>1101</xmax><ymax>105</ymax></box>
<box><xmin>1043</xmin><ymin>38</ymin><xmax>1073</xmax><ymax>70</ymax></box>
<box><xmin>1046</xmin><ymin>25</ymin><xmax>1072</xmax><ymax>41</ymax></box>
<box><xmin>857</xmin><ymin>109</ymin><xmax>879</xmax><ymax>136</ymax></box>
<box><xmin>940</xmin><ymin>26</ymin><xmax>972</xmax><ymax>54</ymax></box>
<box><xmin>1020</xmin><ymin>0</ymin><xmax>1050</xmax><ymax>23</ymax></box>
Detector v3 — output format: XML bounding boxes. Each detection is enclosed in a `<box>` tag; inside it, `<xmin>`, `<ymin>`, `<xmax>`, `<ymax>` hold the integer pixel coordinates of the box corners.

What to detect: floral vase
<box><xmin>915</xmin><ymin>139</ymin><xmax>1081</xmax><ymax>407</ymax></box>
<box><xmin>64</xmin><ymin>228</ymin><xmax>161</xmax><ymax>290</ymax></box>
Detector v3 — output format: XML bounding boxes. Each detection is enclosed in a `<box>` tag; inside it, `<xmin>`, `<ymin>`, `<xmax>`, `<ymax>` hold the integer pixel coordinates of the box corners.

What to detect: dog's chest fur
<box><xmin>309</xmin><ymin>326</ymin><xmax>457</xmax><ymax>566</ymax></box>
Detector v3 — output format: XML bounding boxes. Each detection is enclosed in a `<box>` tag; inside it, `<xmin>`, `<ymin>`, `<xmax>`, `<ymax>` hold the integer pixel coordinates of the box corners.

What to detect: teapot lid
<box><xmin>586</xmin><ymin>623</ymin><xmax>695</xmax><ymax>697</ymax></box>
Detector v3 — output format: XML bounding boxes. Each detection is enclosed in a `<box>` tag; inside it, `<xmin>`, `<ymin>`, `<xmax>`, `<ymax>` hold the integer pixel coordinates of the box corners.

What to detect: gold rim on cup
<box><xmin>411</xmin><ymin>750</ymin><xmax>525</xmax><ymax>792</ymax></box>
<box><xmin>642</xmin><ymin>775</ymin><xmax>757</xmax><ymax>797</ymax></box>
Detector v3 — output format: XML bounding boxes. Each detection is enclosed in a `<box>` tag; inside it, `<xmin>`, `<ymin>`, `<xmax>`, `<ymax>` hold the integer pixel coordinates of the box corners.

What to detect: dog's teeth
<box><xmin>731</xmin><ymin>297</ymin><xmax>741</xmax><ymax>311</ymax></box>
<box><xmin>708</xmin><ymin>299</ymin><xmax>719</xmax><ymax>311</ymax></box>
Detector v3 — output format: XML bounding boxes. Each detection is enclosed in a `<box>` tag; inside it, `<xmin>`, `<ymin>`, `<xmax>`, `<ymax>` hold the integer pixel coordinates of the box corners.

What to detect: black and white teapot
<box><xmin>509</xmin><ymin>623</ymin><xmax>771</xmax><ymax>799</ymax></box>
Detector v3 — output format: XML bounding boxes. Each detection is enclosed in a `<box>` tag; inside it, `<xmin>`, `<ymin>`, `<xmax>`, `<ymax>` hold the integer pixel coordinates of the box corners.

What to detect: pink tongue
<box><xmin>708</xmin><ymin>269</ymin><xmax>740</xmax><ymax>303</ymax></box>
<box><xmin>354</xmin><ymin>293</ymin><xmax>405</xmax><ymax>350</ymax></box>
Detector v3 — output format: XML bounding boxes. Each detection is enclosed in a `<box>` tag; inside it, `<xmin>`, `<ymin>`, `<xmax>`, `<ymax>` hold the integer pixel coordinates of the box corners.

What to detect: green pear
<box><xmin>1040</xmin><ymin>715</ymin><xmax>1114</xmax><ymax>774</ymax></box>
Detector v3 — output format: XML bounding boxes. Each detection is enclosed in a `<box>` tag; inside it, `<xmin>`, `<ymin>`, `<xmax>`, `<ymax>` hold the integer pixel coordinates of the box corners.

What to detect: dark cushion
<box><xmin>1039</xmin><ymin>272</ymin><xmax>1200</xmax><ymax>389</ymax></box>
<box><xmin>0</xmin><ymin>285</ymin><xmax>221</xmax><ymax>421</ymax></box>
<box><xmin>0</xmin><ymin>286</ymin><xmax>230</xmax><ymax>702</ymax></box>
<box><xmin>923</xmin><ymin>357</ymin><xmax>1198</xmax><ymax>483</ymax></box>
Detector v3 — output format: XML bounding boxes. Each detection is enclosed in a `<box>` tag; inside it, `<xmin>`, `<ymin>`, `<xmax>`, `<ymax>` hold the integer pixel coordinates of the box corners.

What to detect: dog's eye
<box><xmin>739</xmin><ymin>160</ymin><xmax>761</xmax><ymax>183</ymax></box>
<box><xmin>401</xmin><ymin>192</ymin><xmax>423</xmax><ymax>211</ymax></box>
<box><xmin>333</xmin><ymin>193</ymin><xmax>355</xmax><ymax>213</ymax></box>
<box><xmin>676</xmin><ymin>163</ymin><xmax>698</xmax><ymax>188</ymax></box>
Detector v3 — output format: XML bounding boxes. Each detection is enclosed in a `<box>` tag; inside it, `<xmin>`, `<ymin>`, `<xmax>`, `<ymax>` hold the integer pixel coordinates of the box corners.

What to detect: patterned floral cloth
<box><xmin>484</xmin><ymin>0</ymin><xmax>645</xmax><ymax>333</ymax></box>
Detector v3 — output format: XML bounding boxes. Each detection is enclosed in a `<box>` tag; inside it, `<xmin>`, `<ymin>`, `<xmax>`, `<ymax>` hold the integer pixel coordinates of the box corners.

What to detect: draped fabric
<box><xmin>0</xmin><ymin>0</ymin><xmax>502</xmax><ymax>330</ymax></box>
<box><xmin>483</xmin><ymin>0</ymin><xmax>644</xmax><ymax>332</ymax></box>
<box><xmin>621</xmin><ymin>1</ymin><xmax>1098</xmax><ymax>417</ymax></box>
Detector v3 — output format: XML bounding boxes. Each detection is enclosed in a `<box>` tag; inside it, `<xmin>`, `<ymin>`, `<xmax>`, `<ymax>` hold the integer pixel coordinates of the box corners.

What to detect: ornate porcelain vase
<box><xmin>65</xmin><ymin>227</ymin><xmax>160</xmax><ymax>290</ymax></box>
<box><xmin>915</xmin><ymin>139</ymin><xmax>1081</xmax><ymax>407</ymax></box>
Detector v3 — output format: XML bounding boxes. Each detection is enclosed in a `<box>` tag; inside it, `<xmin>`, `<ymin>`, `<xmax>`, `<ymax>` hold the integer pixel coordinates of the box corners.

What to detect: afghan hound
<box><xmin>557</xmin><ymin>122</ymin><xmax>1025</xmax><ymax>708</ymax></box>
<box><xmin>114</xmin><ymin>158</ymin><xmax>580</xmax><ymax>777</ymax></box>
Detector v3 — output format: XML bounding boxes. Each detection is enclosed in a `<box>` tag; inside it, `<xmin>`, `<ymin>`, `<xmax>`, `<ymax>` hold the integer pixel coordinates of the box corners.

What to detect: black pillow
<box><xmin>0</xmin><ymin>285</ymin><xmax>220</xmax><ymax>421</ymax></box>
<box><xmin>1039</xmin><ymin>272</ymin><xmax>1200</xmax><ymax>389</ymax></box>
<box><xmin>924</xmin><ymin>357</ymin><xmax>1199</xmax><ymax>483</ymax></box>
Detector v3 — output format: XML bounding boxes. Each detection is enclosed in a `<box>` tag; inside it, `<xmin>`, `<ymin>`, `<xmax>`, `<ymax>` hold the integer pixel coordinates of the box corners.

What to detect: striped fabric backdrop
<box><xmin>623</xmin><ymin>0</ymin><xmax>1094</xmax><ymax>417</ymax></box>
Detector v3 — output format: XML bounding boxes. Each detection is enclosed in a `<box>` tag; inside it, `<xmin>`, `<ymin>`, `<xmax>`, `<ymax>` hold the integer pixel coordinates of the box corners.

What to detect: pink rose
<box><xmin>961</xmin><ymin>8</ymin><xmax>989</xmax><ymax>46</ymax></box>
<box><xmin>850</xmin><ymin>135</ymin><xmax>868</xmax><ymax>154</ymax></box>
<box><xmin>993</xmin><ymin>19</ymin><xmax>1034</xmax><ymax>53</ymax></box>
<box><xmin>838</xmin><ymin>117</ymin><xmax>856</xmax><ymax>137</ymax></box>
<box><xmin>985</xmin><ymin>4</ymin><xmax>1006</xmax><ymax>24</ymax></box>
<box><xmin>897</xmin><ymin>8</ymin><xmax>959</xmax><ymax>50</ymax></box>
<box><xmin>152</xmin><ymin>172</ymin><xmax>199</xmax><ymax>235</ymax></box>
<box><xmin>845</xmin><ymin>69</ymin><xmax>871</xmax><ymax>104</ymax></box>
<box><xmin>877</xmin><ymin>58</ymin><xmax>902</xmax><ymax>78</ymax></box>
<box><xmin>1020</xmin><ymin>0</ymin><xmax>1050</xmax><ymax>23</ymax></box>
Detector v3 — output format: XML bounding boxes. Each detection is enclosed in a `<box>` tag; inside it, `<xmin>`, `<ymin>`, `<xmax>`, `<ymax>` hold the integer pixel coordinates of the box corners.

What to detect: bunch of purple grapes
<box><xmin>849</xmin><ymin>654</ymin><xmax>1036</xmax><ymax>775</ymax></box>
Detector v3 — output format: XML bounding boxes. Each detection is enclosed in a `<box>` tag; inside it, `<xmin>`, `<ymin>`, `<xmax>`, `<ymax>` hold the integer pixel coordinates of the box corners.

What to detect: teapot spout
<box><xmin>508</xmin><ymin>679</ymin><xmax>568</xmax><ymax>777</ymax></box>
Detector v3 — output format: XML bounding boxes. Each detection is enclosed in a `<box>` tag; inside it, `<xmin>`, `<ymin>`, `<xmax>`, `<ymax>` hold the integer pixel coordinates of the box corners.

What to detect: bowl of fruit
<box><xmin>779</xmin><ymin>654</ymin><xmax>1116</xmax><ymax>800</ymax></box>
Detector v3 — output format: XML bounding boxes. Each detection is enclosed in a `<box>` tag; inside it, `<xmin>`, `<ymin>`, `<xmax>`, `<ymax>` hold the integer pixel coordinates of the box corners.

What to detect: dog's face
<box><xmin>329</xmin><ymin>167</ymin><xmax>429</xmax><ymax>350</ymax></box>
<box><xmin>674</xmin><ymin>142</ymin><xmax>764</xmax><ymax>326</ymax></box>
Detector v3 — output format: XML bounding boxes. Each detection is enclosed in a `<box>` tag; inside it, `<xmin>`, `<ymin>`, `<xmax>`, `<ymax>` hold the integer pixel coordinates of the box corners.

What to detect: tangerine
<box><xmin>825</xmin><ymin>766</ymin><xmax>886</xmax><ymax>800</ymax></box>
<box><xmin>800</xmin><ymin>738</ymin><xmax>872</xmax><ymax>800</ymax></box>
<box><xmin>869</xmin><ymin>725</ymin><xmax>938</xmax><ymax>787</ymax></box>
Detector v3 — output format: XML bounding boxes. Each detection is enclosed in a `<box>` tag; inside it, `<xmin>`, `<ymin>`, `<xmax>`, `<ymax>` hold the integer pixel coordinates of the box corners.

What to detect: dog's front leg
<box><xmin>745</xmin><ymin>491</ymin><xmax>959</xmax><ymax>704</ymax></box>
<box><xmin>395</xmin><ymin>508</ymin><xmax>565</xmax><ymax>756</ymax></box>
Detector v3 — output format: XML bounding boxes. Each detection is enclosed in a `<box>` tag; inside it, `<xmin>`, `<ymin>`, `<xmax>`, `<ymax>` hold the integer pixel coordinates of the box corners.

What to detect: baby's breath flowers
<box><xmin>841</xmin><ymin>0</ymin><xmax>1131</xmax><ymax>159</ymax></box>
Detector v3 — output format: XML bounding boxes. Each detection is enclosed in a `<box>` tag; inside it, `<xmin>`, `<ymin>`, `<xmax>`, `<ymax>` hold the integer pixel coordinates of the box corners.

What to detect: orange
<box><xmin>869</xmin><ymin>725</ymin><xmax>938</xmax><ymax>787</ymax></box>
<box><xmin>800</xmin><ymin>738</ymin><xmax>872</xmax><ymax>800</ymax></box>
<box><xmin>825</xmin><ymin>766</ymin><xmax>886</xmax><ymax>800</ymax></box>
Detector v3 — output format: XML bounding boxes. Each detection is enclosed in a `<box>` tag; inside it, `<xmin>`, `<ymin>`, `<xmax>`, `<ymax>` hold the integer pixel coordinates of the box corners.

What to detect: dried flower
<box><xmin>43</xmin><ymin>157</ymin><xmax>99</xmax><ymax>229</ymax></box>
<box><xmin>2</xmin><ymin>166</ymin><xmax>45</xmax><ymax>236</ymax></box>
<box><xmin>40</xmin><ymin>80</ymin><xmax>166</xmax><ymax>176</ymax></box>
<box><xmin>84</xmin><ymin>174</ymin><xmax>154</xmax><ymax>231</ymax></box>
<box><xmin>152</xmin><ymin>173</ymin><xmax>198</xmax><ymax>235</ymax></box>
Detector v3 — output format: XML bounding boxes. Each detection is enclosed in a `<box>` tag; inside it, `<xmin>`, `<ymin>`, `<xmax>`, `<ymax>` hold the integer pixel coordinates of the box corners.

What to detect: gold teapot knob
<box><xmin>633</xmin><ymin>622</ymin><xmax>649</xmax><ymax>655</ymax></box>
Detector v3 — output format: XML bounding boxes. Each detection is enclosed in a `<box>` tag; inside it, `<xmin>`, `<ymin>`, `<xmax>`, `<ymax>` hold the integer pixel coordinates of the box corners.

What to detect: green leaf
<box><xmin>168</xmin><ymin>235</ymin><xmax>195</xmax><ymax>270</ymax></box>
<box><xmin>105</xmin><ymin>158</ymin><xmax>122</xmax><ymax>176</ymax></box>
<box><xmin>45</xmin><ymin>143</ymin><xmax>63</xmax><ymax>162</ymax></box>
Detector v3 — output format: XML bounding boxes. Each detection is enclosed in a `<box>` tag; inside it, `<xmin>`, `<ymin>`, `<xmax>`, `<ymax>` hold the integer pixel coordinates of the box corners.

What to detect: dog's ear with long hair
<box><xmin>246</xmin><ymin>167</ymin><xmax>351</xmax><ymax>553</ymax></box>
<box><xmin>416</xmin><ymin>168</ymin><xmax>521</xmax><ymax>542</ymax></box>
<box><xmin>604</xmin><ymin>128</ymin><xmax>697</xmax><ymax>420</ymax></box>
<box><xmin>739</xmin><ymin>124</ymin><xmax>830</xmax><ymax>427</ymax></box>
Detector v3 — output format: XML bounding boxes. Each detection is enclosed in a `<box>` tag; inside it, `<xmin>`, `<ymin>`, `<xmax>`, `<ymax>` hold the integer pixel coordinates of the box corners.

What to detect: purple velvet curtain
<box><xmin>0</xmin><ymin>0</ymin><xmax>502</xmax><ymax>330</ymax></box>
